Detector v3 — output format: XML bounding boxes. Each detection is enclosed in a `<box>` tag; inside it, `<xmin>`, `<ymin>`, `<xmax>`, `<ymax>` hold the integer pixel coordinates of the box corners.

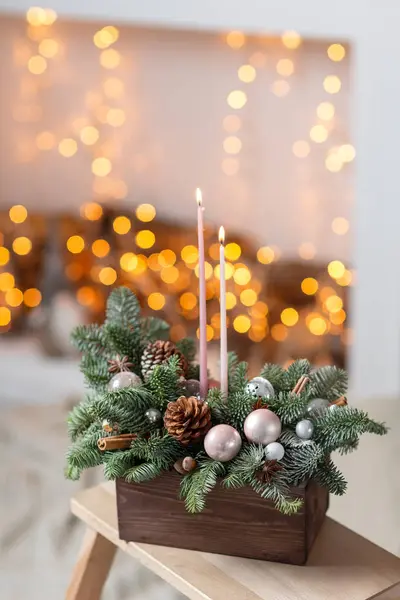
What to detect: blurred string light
<box><xmin>280</xmin><ymin>307</ymin><xmax>299</xmax><ymax>326</ymax></box>
<box><xmin>298</xmin><ymin>242</ymin><xmax>316</xmax><ymax>260</ymax></box>
<box><xmin>257</xmin><ymin>246</ymin><xmax>275</xmax><ymax>264</ymax></box>
<box><xmin>271</xmin><ymin>80</ymin><xmax>290</xmax><ymax>97</ymax></box>
<box><xmin>80</xmin><ymin>202</ymin><xmax>103</xmax><ymax>220</ymax></box>
<box><xmin>226</xmin><ymin>30</ymin><xmax>246</xmax><ymax>49</ymax></box>
<box><xmin>292</xmin><ymin>140</ymin><xmax>310</xmax><ymax>158</ymax></box>
<box><xmin>233</xmin><ymin>314</ymin><xmax>251</xmax><ymax>333</ymax></box>
<box><xmin>99</xmin><ymin>266</ymin><xmax>117</xmax><ymax>285</ymax></box>
<box><xmin>26</xmin><ymin>7</ymin><xmax>57</xmax><ymax>26</ymax></box>
<box><xmin>38</xmin><ymin>38</ymin><xmax>59</xmax><ymax>58</ymax></box>
<box><xmin>271</xmin><ymin>323</ymin><xmax>288</xmax><ymax>342</ymax></box>
<box><xmin>100</xmin><ymin>48</ymin><xmax>121</xmax><ymax>69</ymax></box>
<box><xmin>67</xmin><ymin>235</ymin><xmax>85</xmax><ymax>254</ymax></box>
<box><xmin>28</xmin><ymin>55</ymin><xmax>47</xmax><ymax>75</ymax></box>
<box><xmin>136</xmin><ymin>230</ymin><xmax>156</xmax><ymax>249</ymax></box>
<box><xmin>0</xmin><ymin>247</ymin><xmax>10</xmax><ymax>265</ymax></box>
<box><xmin>113</xmin><ymin>215</ymin><xmax>131</xmax><ymax>234</ymax></box>
<box><xmin>93</xmin><ymin>26</ymin><xmax>119</xmax><ymax>49</ymax></box>
<box><xmin>323</xmin><ymin>75</ymin><xmax>341</xmax><ymax>94</ymax></box>
<box><xmin>309</xmin><ymin>124</ymin><xmax>328</xmax><ymax>143</ymax></box>
<box><xmin>5</xmin><ymin>288</ymin><xmax>24</xmax><ymax>307</ymax></box>
<box><xmin>227</xmin><ymin>90</ymin><xmax>247</xmax><ymax>109</ymax></box>
<box><xmin>301</xmin><ymin>277</ymin><xmax>318</xmax><ymax>295</ymax></box>
<box><xmin>331</xmin><ymin>217</ymin><xmax>349</xmax><ymax>235</ymax></box>
<box><xmin>276</xmin><ymin>58</ymin><xmax>294</xmax><ymax>76</ymax></box>
<box><xmin>12</xmin><ymin>236</ymin><xmax>32</xmax><ymax>255</ymax></box>
<box><xmin>0</xmin><ymin>307</ymin><xmax>11</xmax><ymax>326</ymax></box>
<box><xmin>80</xmin><ymin>126</ymin><xmax>99</xmax><ymax>145</ymax></box>
<box><xmin>59</xmin><ymin>138</ymin><xmax>78</xmax><ymax>157</ymax></box>
<box><xmin>327</xmin><ymin>260</ymin><xmax>346</xmax><ymax>279</ymax></box>
<box><xmin>9</xmin><ymin>205</ymin><xmax>28</xmax><ymax>224</ymax></box>
<box><xmin>36</xmin><ymin>130</ymin><xmax>55</xmax><ymax>150</ymax></box>
<box><xmin>148</xmin><ymin>292</ymin><xmax>165</xmax><ymax>310</ymax></box>
<box><xmin>238</xmin><ymin>64</ymin><xmax>256</xmax><ymax>83</ymax></box>
<box><xmin>317</xmin><ymin>101</ymin><xmax>335</xmax><ymax>120</ymax></box>
<box><xmin>281</xmin><ymin>30</ymin><xmax>302</xmax><ymax>50</ymax></box>
<box><xmin>327</xmin><ymin>43</ymin><xmax>346</xmax><ymax>62</ymax></box>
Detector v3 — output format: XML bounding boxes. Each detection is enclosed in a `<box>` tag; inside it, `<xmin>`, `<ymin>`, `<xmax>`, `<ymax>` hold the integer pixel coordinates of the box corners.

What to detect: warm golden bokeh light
<box><xmin>195</xmin><ymin>261</ymin><xmax>213</xmax><ymax>280</ymax></box>
<box><xmin>26</xmin><ymin>6</ymin><xmax>47</xmax><ymax>25</ymax></box>
<box><xmin>226</xmin><ymin>30</ymin><xmax>245</xmax><ymax>49</ymax></box>
<box><xmin>58</xmin><ymin>138</ymin><xmax>78</xmax><ymax>158</ymax></box>
<box><xmin>292</xmin><ymin>140</ymin><xmax>310</xmax><ymax>158</ymax></box>
<box><xmin>81</xmin><ymin>202</ymin><xmax>103</xmax><ymax>221</ymax></box>
<box><xmin>113</xmin><ymin>216</ymin><xmax>131</xmax><ymax>235</ymax></box>
<box><xmin>224</xmin><ymin>292</ymin><xmax>236</xmax><ymax>310</ymax></box>
<box><xmin>329</xmin><ymin>309</ymin><xmax>347</xmax><ymax>325</ymax></box>
<box><xmin>9</xmin><ymin>205</ymin><xmax>28</xmax><ymax>224</ymax></box>
<box><xmin>325</xmin><ymin>295</ymin><xmax>343</xmax><ymax>313</ymax></box>
<box><xmin>325</xmin><ymin>152</ymin><xmax>343</xmax><ymax>173</ymax></box>
<box><xmin>214</xmin><ymin>263</ymin><xmax>234</xmax><ymax>280</ymax></box>
<box><xmin>332</xmin><ymin>217</ymin><xmax>350</xmax><ymax>235</ymax></box>
<box><xmin>223</xmin><ymin>136</ymin><xmax>242</xmax><ymax>154</ymax></box>
<box><xmin>257</xmin><ymin>246</ymin><xmax>275</xmax><ymax>264</ymax></box>
<box><xmin>24</xmin><ymin>287</ymin><xmax>42</xmax><ymax>307</ymax></box>
<box><xmin>281</xmin><ymin>307</ymin><xmax>299</xmax><ymax>327</ymax></box>
<box><xmin>158</xmin><ymin>249</ymin><xmax>176</xmax><ymax>267</ymax></box>
<box><xmin>327</xmin><ymin>43</ymin><xmax>346</xmax><ymax>62</ymax></box>
<box><xmin>281</xmin><ymin>30</ymin><xmax>302</xmax><ymax>49</ymax></box>
<box><xmin>106</xmin><ymin>108</ymin><xmax>126</xmax><ymax>127</ymax></box>
<box><xmin>65</xmin><ymin>262</ymin><xmax>84</xmax><ymax>281</ymax></box>
<box><xmin>160</xmin><ymin>266</ymin><xmax>179</xmax><ymax>284</ymax></box>
<box><xmin>323</xmin><ymin>75</ymin><xmax>342</xmax><ymax>94</ymax></box>
<box><xmin>36</xmin><ymin>130</ymin><xmax>55</xmax><ymax>150</ymax></box>
<box><xmin>136</xmin><ymin>203</ymin><xmax>156</xmax><ymax>222</ymax></box>
<box><xmin>225</xmin><ymin>242</ymin><xmax>241</xmax><ymax>261</ymax></box>
<box><xmin>233</xmin><ymin>266</ymin><xmax>251</xmax><ymax>285</ymax></box>
<box><xmin>238</xmin><ymin>64</ymin><xmax>256</xmax><ymax>83</ymax></box>
<box><xmin>223</xmin><ymin>114</ymin><xmax>241</xmax><ymax>133</ymax></box>
<box><xmin>233</xmin><ymin>314</ymin><xmax>251</xmax><ymax>333</ymax></box>
<box><xmin>0</xmin><ymin>247</ymin><xmax>10</xmax><ymax>266</ymax></box>
<box><xmin>240</xmin><ymin>289</ymin><xmax>257</xmax><ymax>307</ymax></box>
<box><xmin>181</xmin><ymin>245</ymin><xmax>198</xmax><ymax>264</ymax></box>
<box><xmin>180</xmin><ymin>292</ymin><xmax>197</xmax><ymax>311</ymax></box>
<box><xmin>93</xmin><ymin>26</ymin><xmax>119</xmax><ymax>49</ymax></box>
<box><xmin>301</xmin><ymin>277</ymin><xmax>319</xmax><ymax>295</ymax></box>
<box><xmin>271</xmin><ymin>323</ymin><xmax>288</xmax><ymax>342</ymax></box>
<box><xmin>221</xmin><ymin>158</ymin><xmax>239</xmax><ymax>176</ymax></box>
<box><xmin>148</xmin><ymin>292</ymin><xmax>165</xmax><ymax>311</ymax></box>
<box><xmin>136</xmin><ymin>230</ymin><xmax>155</xmax><ymax>249</ymax></box>
<box><xmin>80</xmin><ymin>126</ymin><xmax>99</xmax><ymax>145</ymax></box>
<box><xmin>276</xmin><ymin>58</ymin><xmax>294</xmax><ymax>76</ymax></box>
<box><xmin>0</xmin><ymin>307</ymin><xmax>11</xmax><ymax>326</ymax></box>
<box><xmin>66</xmin><ymin>235</ymin><xmax>85</xmax><ymax>254</ymax></box>
<box><xmin>39</xmin><ymin>38</ymin><xmax>59</xmax><ymax>58</ymax></box>
<box><xmin>5</xmin><ymin>288</ymin><xmax>23</xmax><ymax>307</ymax></box>
<box><xmin>0</xmin><ymin>273</ymin><xmax>15</xmax><ymax>292</ymax></box>
<box><xmin>28</xmin><ymin>55</ymin><xmax>47</xmax><ymax>75</ymax></box>
<box><xmin>76</xmin><ymin>286</ymin><xmax>97</xmax><ymax>307</ymax></box>
<box><xmin>336</xmin><ymin>269</ymin><xmax>352</xmax><ymax>286</ymax></box>
<box><xmin>12</xmin><ymin>236</ymin><xmax>32</xmax><ymax>255</ymax></box>
<box><xmin>317</xmin><ymin>101</ymin><xmax>335</xmax><ymax>121</ymax></box>
<box><xmin>271</xmin><ymin>80</ymin><xmax>290</xmax><ymax>97</ymax></box>
<box><xmin>227</xmin><ymin>90</ymin><xmax>247</xmax><ymax>109</ymax></box>
<box><xmin>298</xmin><ymin>242</ymin><xmax>316</xmax><ymax>260</ymax></box>
<box><xmin>103</xmin><ymin>77</ymin><xmax>124</xmax><ymax>98</ymax></box>
<box><xmin>249</xmin><ymin>51</ymin><xmax>267</xmax><ymax>68</ymax></box>
<box><xmin>100</xmin><ymin>48</ymin><xmax>121</xmax><ymax>69</ymax></box>
<box><xmin>91</xmin><ymin>239</ymin><xmax>110</xmax><ymax>258</ymax></box>
<box><xmin>250</xmin><ymin>300</ymin><xmax>268</xmax><ymax>318</ymax></box>
<box><xmin>92</xmin><ymin>157</ymin><xmax>112</xmax><ymax>177</ymax></box>
<box><xmin>98</xmin><ymin>267</ymin><xmax>117</xmax><ymax>286</ymax></box>
<box><xmin>327</xmin><ymin>260</ymin><xmax>346</xmax><ymax>279</ymax></box>
<box><xmin>307</xmin><ymin>316</ymin><xmax>328</xmax><ymax>336</ymax></box>
<box><xmin>120</xmin><ymin>252</ymin><xmax>138</xmax><ymax>272</ymax></box>
<box><xmin>310</xmin><ymin>124</ymin><xmax>328</xmax><ymax>143</ymax></box>
<box><xmin>338</xmin><ymin>144</ymin><xmax>356</xmax><ymax>162</ymax></box>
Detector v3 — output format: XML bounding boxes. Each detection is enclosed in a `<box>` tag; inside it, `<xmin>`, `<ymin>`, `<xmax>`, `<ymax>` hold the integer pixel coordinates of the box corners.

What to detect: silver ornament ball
<box><xmin>204</xmin><ymin>424</ymin><xmax>242</xmax><ymax>462</ymax></box>
<box><xmin>145</xmin><ymin>408</ymin><xmax>163</xmax><ymax>425</ymax></box>
<box><xmin>307</xmin><ymin>398</ymin><xmax>330</xmax><ymax>416</ymax></box>
<box><xmin>295</xmin><ymin>419</ymin><xmax>314</xmax><ymax>440</ymax></box>
<box><xmin>181</xmin><ymin>379</ymin><xmax>201</xmax><ymax>398</ymax></box>
<box><xmin>244</xmin><ymin>408</ymin><xmax>282</xmax><ymax>445</ymax></box>
<box><xmin>264</xmin><ymin>441</ymin><xmax>285</xmax><ymax>461</ymax></box>
<box><xmin>108</xmin><ymin>371</ymin><xmax>142</xmax><ymax>392</ymax></box>
<box><xmin>245</xmin><ymin>377</ymin><xmax>275</xmax><ymax>399</ymax></box>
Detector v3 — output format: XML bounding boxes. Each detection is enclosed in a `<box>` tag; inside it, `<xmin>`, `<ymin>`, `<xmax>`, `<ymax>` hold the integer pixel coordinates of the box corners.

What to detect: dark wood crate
<box><xmin>116</xmin><ymin>472</ymin><xmax>329</xmax><ymax>565</ymax></box>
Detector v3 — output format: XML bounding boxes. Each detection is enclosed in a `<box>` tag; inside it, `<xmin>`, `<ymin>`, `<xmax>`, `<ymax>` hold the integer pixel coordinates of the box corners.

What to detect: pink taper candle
<box><xmin>196</xmin><ymin>188</ymin><xmax>208</xmax><ymax>398</ymax></box>
<box><xmin>219</xmin><ymin>226</ymin><xmax>228</xmax><ymax>396</ymax></box>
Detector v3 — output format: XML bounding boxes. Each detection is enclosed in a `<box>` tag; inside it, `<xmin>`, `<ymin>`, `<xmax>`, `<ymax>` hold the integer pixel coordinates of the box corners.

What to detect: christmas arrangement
<box><xmin>66</xmin><ymin>286</ymin><xmax>387</xmax><ymax>516</ymax></box>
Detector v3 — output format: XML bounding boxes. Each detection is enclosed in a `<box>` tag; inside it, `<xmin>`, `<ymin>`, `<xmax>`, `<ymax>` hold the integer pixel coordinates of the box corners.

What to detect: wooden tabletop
<box><xmin>71</xmin><ymin>483</ymin><xmax>400</xmax><ymax>600</ymax></box>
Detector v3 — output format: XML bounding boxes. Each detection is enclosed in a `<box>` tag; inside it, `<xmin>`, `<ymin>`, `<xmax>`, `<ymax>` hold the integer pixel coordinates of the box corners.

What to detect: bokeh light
<box><xmin>301</xmin><ymin>277</ymin><xmax>318</xmax><ymax>295</ymax></box>
<box><xmin>323</xmin><ymin>75</ymin><xmax>342</xmax><ymax>94</ymax></box>
<box><xmin>214</xmin><ymin>263</ymin><xmax>234</xmax><ymax>280</ymax></box>
<box><xmin>28</xmin><ymin>55</ymin><xmax>47</xmax><ymax>75</ymax></box>
<box><xmin>225</xmin><ymin>242</ymin><xmax>241</xmax><ymax>261</ymax></box>
<box><xmin>327</xmin><ymin>43</ymin><xmax>346</xmax><ymax>62</ymax></box>
<box><xmin>113</xmin><ymin>216</ymin><xmax>131</xmax><ymax>234</ymax></box>
<box><xmin>276</xmin><ymin>58</ymin><xmax>294</xmax><ymax>76</ymax></box>
<box><xmin>221</xmin><ymin>158</ymin><xmax>239</xmax><ymax>176</ymax></box>
<box><xmin>148</xmin><ymin>292</ymin><xmax>165</xmax><ymax>310</ymax></box>
<box><xmin>317</xmin><ymin>101</ymin><xmax>335</xmax><ymax>121</ymax></box>
<box><xmin>238</xmin><ymin>64</ymin><xmax>256</xmax><ymax>83</ymax></box>
<box><xmin>0</xmin><ymin>273</ymin><xmax>15</xmax><ymax>292</ymax></box>
<box><xmin>0</xmin><ymin>247</ymin><xmax>10</xmax><ymax>266</ymax></box>
<box><xmin>100</xmin><ymin>48</ymin><xmax>121</xmax><ymax>69</ymax></box>
<box><xmin>227</xmin><ymin>90</ymin><xmax>247</xmax><ymax>109</ymax></box>
<box><xmin>226</xmin><ymin>292</ymin><xmax>237</xmax><ymax>310</ymax></box>
<box><xmin>271</xmin><ymin>323</ymin><xmax>288</xmax><ymax>342</ymax></box>
<box><xmin>0</xmin><ymin>307</ymin><xmax>11</xmax><ymax>326</ymax></box>
<box><xmin>81</xmin><ymin>202</ymin><xmax>103</xmax><ymax>221</ymax></box>
<box><xmin>307</xmin><ymin>316</ymin><xmax>328</xmax><ymax>336</ymax></box>
<box><xmin>233</xmin><ymin>266</ymin><xmax>251</xmax><ymax>285</ymax></box>
<box><xmin>91</xmin><ymin>239</ymin><xmax>110</xmax><ymax>258</ymax></box>
<box><xmin>325</xmin><ymin>295</ymin><xmax>343</xmax><ymax>313</ymax></box>
<box><xmin>158</xmin><ymin>249</ymin><xmax>176</xmax><ymax>267</ymax></box>
<box><xmin>281</xmin><ymin>30</ymin><xmax>302</xmax><ymax>49</ymax></box>
<box><xmin>233</xmin><ymin>314</ymin><xmax>251</xmax><ymax>333</ymax></box>
<box><xmin>5</xmin><ymin>288</ymin><xmax>24</xmax><ymax>307</ymax></box>
<box><xmin>36</xmin><ymin>130</ymin><xmax>55</xmax><ymax>150</ymax></box>
<box><xmin>12</xmin><ymin>236</ymin><xmax>32</xmax><ymax>255</ymax></box>
<box><xmin>257</xmin><ymin>246</ymin><xmax>275</xmax><ymax>264</ymax></box>
<box><xmin>99</xmin><ymin>267</ymin><xmax>117</xmax><ymax>285</ymax></box>
<box><xmin>67</xmin><ymin>235</ymin><xmax>85</xmax><ymax>254</ymax></box>
<box><xmin>24</xmin><ymin>288</ymin><xmax>42</xmax><ymax>307</ymax></box>
<box><xmin>338</xmin><ymin>144</ymin><xmax>356</xmax><ymax>162</ymax></box>
<box><xmin>226</xmin><ymin>31</ymin><xmax>245</xmax><ymax>49</ymax></box>
<box><xmin>136</xmin><ymin>204</ymin><xmax>156</xmax><ymax>222</ymax></box>
<box><xmin>9</xmin><ymin>205</ymin><xmax>28</xmax><ymax>224</ymax></box>
<box><xmin>271</xmin><ymin>80</ymin><xmax>290</xmax><ymax>97</ymax></box>
<box><xmin>327</xmin><ymin>260</ymin><xmax>346</xmax><ymax>279</ymax></box>
<box><xmin>103</xmin><ymin>77</ymin><xmax>124</xmax><ymax>99</ymax></box>
<box><xmin>298</xmin><ymin>242</ymin><xmax>316</xmax><ymax>260</ymax></box>
<box><xmin>180</xmin><ymin>292</ymin><xmax>197</xmax><ymax>311</ymax></box>
<box><xmin>332</xmin><ymin>217</ymin><xmax>350</xmax><ymax>235</ymax></box>
<box><xmin>223</xmin><ymin>136</ymin><xmax>242</xmax><ymax>154</ymax></box>
<box><xmin>310</xmin><ymin>124</ymin><xmax>328</xmax><ymax>143</ymax></box>
<box><xmin>39</xmin><ymin>38</ymin><xmax>59</xmax><ymax>58</ymax></box>
<box><xmin>223</xmin><ymin>115</ymin><xmax>241</xmax><ymax>133</ymax></box>
<box><xmin>136</xmin><ymin>230</ymin><xmax>155</xmax><ymax>249</ymax></box>
<box><xmin>292</xmin><ymin>140</ymin><xmax>310</xmax><ymax>158</ymax></box>
<box><xmin>240</xmin><ymin>289</ymin><xmax>257</xmax><ymax>306</ymax></box>
<box><xmin>77</xmin><ymin>286</ymin><xmax>97</xmax><ymax>307</ymax></box>
<box><xmin>181</xmin><ymin>245</ymin><xmax>198</xmax><ymax>264</ymax></box>
<box><xmin>80</xmin><ymin>126</ymin><xmax>99</xmax><ymax>145</ymax></box>
<box><xmin>120</xmin><ymin>252</ymin><xmax>138</xmax><ymax>272</ymax></box>
<box><xmin>92</xmin><ymin>157</ymin><xmax>112</xmax><ymax>176</ymax></box>
<box><xmin>58</xmin><ymin>138</ymin><xmax>78</xmax><ymax>157</ymax></box>
<box><xmin>281</xmin><ymin>307</ymin><xmax>299</xmax><ymax>326</ymax></box>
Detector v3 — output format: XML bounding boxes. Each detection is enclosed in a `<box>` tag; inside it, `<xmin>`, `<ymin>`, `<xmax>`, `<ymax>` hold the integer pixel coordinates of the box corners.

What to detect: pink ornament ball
<box><xmin>204</xmin><ymin>424</ymin><xmax>242</xmax><ymax>462</ymax></box>
<box><xmin>244</xmin><ymin>408</ymin><xmax>282</xmax><ymax>445</ymax></box>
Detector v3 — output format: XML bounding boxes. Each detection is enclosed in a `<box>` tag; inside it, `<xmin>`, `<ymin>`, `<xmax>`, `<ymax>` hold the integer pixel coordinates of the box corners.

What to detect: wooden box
<box><xmin>116</xmin><ymin>473</ymin><xmax>329</xmax><ymax>565</ymax></box>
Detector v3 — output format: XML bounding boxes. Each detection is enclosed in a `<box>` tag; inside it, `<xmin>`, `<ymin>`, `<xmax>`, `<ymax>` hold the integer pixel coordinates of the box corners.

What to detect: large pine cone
<box><xmin>141</xmin><ymin>340</ymin><xmax>187</xmax><ymax>380</ymax></box>
<box><xmin>164</xmin><ymin>396</ymin><xmax>211</xmax><ymax>444</ymax></box>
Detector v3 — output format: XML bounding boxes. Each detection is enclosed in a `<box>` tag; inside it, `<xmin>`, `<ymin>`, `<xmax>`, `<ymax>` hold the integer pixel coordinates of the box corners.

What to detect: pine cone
<box><xmin>141</xmin><ymin>340</ymin><xmax>187</xmax><ymax>380</ymax></box>
<box><xmin>164</xmin><ymin>396</ymin><xmax>211</xmax><ymax>444</ymax></box>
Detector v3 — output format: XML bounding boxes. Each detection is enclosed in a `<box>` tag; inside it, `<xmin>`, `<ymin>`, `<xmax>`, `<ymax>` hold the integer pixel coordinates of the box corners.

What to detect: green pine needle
<box><xmin>310</xmin><ymin>365</ymin><xmax>348</xmax><ymax>400</ymax></box>
<box><xmin>124</xmin><ymin>462</ymin><xmax>162</xmax><ymax>484</ymax></box>
<box><xmin>260</xmin><ymin>363</ymin><xmax>287</xmax><ymax>390</ymax></box>
<box><xmin>180</xmin><ymin>458</ymin><xmax>226</xmax><ymax>513</ymax></box>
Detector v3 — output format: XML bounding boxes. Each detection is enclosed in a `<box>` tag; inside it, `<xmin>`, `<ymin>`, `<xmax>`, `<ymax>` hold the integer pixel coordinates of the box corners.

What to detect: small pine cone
<box><xmin>164</xmin><ymin>396</ymin><xmax>211</xmax><ymax>444</ymax></box>
<box><xmin>141</xmin><ymin>340</ymin><xmax>187</xmax><ymax>381</ymax></box>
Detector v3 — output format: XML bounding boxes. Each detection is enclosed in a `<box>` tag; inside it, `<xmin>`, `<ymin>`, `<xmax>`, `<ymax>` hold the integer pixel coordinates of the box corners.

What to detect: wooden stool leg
<box><xmin>66</xmin><ymin>527</ymin><xmax>117</xmax><ymax>600</ymax></box>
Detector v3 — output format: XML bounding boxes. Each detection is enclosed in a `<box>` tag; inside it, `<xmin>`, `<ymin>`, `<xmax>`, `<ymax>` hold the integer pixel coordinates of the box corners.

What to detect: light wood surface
<box><xmin>70</xmin><ymin>483</ymin><xmax>400</xmax><ymax>600</ymax></box>
<box><xmin>66</xmin><ymin>527</ymin><xmax>117</xmax><ymax>600</ymax></box>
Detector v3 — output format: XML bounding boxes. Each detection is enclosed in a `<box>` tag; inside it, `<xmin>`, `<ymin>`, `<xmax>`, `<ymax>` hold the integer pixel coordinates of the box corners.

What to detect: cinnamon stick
<box><xmin>329</xmin><ymin>395</ymin><xmax>348</xmax><ymax>407</ymax></box>
<box><xmin>97</xmin><ymin>433</ymin><xmax>137</xmax><ymax>451</ymax></box>
<box><xmin>292</xmin><ymin>375</ymin><xmax>310</xmax><ymax>395</ymax></box>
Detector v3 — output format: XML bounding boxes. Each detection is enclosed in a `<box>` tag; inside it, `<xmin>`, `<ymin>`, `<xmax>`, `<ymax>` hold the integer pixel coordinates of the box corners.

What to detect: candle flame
<box><xmin>196</xmin><ymin>188</ymin><xmax>202</xmax><ymax>206</ymax></box>
<box><xmin>219</xmin><ymin>226</ymin><xmax>225</xmax><ymax>244</ymax></box>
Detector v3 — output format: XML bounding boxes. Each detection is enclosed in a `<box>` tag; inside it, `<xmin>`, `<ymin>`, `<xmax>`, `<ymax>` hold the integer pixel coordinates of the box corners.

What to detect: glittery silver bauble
<box><xmin>306</xmin><ymin>398</ymin><xmax>330</xmax><ymax>416</ymax></box>
<box><xmin>264</xmin><ymin>441</ymin><xmax>285</xmax><ymax>461</ymax></box>
<box><xmin>244</xmin><ymin>408</ymin><xmax>281</xmax><ymax>445</ymax></box>
<box><xmin>204</xmin><ymin>424</ymin><xmax>242</xmax><ymax>462</ymax></box>
<box><xmin>108</xmin><ymin>371</ymin><xmax>142</xmax><ymax>392</ymax></box>
<box><xmin>181</xmin><ymin>379</ymin><xmax>201</xmax><ymax>398</ymax></box>
<box><xmin>145</xmin><ymin>408</ymin><xmax>162</xmax><ymax>425</ymax></box>
<box><xmin>295</xmin><ymin>419</ymin><xmax>314</xmax><ymax>440</ymax></box>
<box><xmin>245</xmin><ymin>377</ymin><xmax>275</xmax><ymax>399</ymax></box>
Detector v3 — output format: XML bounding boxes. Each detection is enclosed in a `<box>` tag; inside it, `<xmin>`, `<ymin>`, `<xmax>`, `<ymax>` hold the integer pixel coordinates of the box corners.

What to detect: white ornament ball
<box><xmin>244</xmin><ymin>409</ymin><xmax>281</xmax><ymax>445</ymax></box>
<box><xmin>307</xmin><ymin>398</ymin><xmax>330</xmax><ymax>416</ymax></box>
<box><xmin>108</xmin><ymin>371</ymin><xmax>142</xmax><ymax>392</ymax></box>
<box><xmin>204</xmin><ymin>424</ymin><xmax>242</xmax><ymax>462</ymax></box>
<box><xmin>264</xmin><ymin>441</ymin><xmax>285</xmax><ymax>461</ymax></box>
<box><xmin>295</xmin><ymin>419</ymin><xmax>314</xmax><ymax>440</ymax></box>
<box><xmin>245</xmin><ymin>377</ymin><xmax>275</xmax><ymax>399</ymax></box>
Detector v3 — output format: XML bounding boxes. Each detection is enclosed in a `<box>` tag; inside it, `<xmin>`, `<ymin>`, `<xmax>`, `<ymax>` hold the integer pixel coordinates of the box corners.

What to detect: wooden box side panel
<box><xmin>306</xmin><ymin>479</ymin><xmax>330</xmax><ymax>552</ymax></box>
<box><xmin>116</xmin><ymin>473</ymin><xmax>320</xmax><ymax>565</ymax></box>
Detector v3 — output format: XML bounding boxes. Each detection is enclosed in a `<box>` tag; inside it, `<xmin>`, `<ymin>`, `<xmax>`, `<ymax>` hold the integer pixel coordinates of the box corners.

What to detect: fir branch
<box><xmin>227</xmin><ymin>391</ymin><xmax>254</xmax><ymax>431</ymax></box>
<box><xmin>250</xmin><ymin>474</ymin><xmax>303</xmax><ymax>515</ymax></box>
<box><xmin>229</xmin><ymin>361</ymin><xmax>248</xmax><ymax>394</ymax></box>
<box><xmin>124</xmin><ymin>462</ymin><xmax>162</xmax><ymax>484</ymax></box>
<box><xmin>260</xmin><ymin>363</ymin><xmax>287</xmax><ymax>391</ymax></box>
<box><xmin>223</xmin><ymin>444</ymin><xmax>264</xmax><ymax>489</ymax></box>
<box><xmin>65</xmin><ymin>424</ymin><xmax>103</xmax><ymax>477</ymax></box>
<box><xmin>129</xmin><ymin>433</ymin><xmax>183</xmax><ymax>469</ymax></box>
<box><xmin>310</xmin><ymin>365</ymin><xmax>348</xmax><ymax>400</ymax></box>
<box><xmin>105</xmin><ymin>286</ymin><xmax>141</xmax><ymax>330</ymax></box>
<box><xmin>103</xmin><ymin>450</ymin><xmax>137</xmax><ymax>480</ymax></box>
<box><xmin>186</xmin><ymin>363</ymin><xmax>200</xmax><ymax>381</ymax></box>
<box><xmin>94</xmin><ymin>387</ymin><xmax>153</xmax><ymax>434</ymax></box>
<box><xmin>67</xmin><ymin>399</ymin><xmax>96</xmax><ymax>442</ymax></box>
<box><xmin>314</xmin><ymin>406</ymin><xmax>387</xmax><ymax>452</ymax></box>
<box><xmin>103</xmin><ymin>323</ymin><xmax>141</xmax><ymax>372</ymax></box>
<box><xmin>71</xmin><ymin>324</ymin><xmax>106</xmax><ymax>356</ymax></box>
<box><xmin>180</xmin><ymin>458</ymin><xmax>226</xmax><ymax>513</ymax></box>
<box><xmin>175</xmin><ymin>338</ymin><xmax>197</xmax><ymax>363</ymax></box>
<box><xmin>145</xmin><ymin>355</ymin><xmax>182</xmax><ymax>410</ymax></box>
<box><xmin>279</xmin><ymin>429</ymin><xmax>313</xmax><ymax>448</ymax></box>
<box><xmin>268</xmin><ymin>391</ymin><xmax>310</xmax><ymax>425</ymax></box>
<box><xmin>206</xmin><ymin>387</ymin><xmax>229</xmax><ymax>423</ymax></box>
<box><xmin>80</xmin><ymin>353</ymin><xmax>110</xmax><ymax>392</ymax></box>
<box><xmin>315</xmin><ymin>458</ymin><xmax>347</xmax><ymax>495</ymax></box>
<box><xmin>141</xmin><ymin>316</ymin><xmax>170</xmax><ymax>344</ymax></box>
<box><xmin>285</xmin><ymin>359</ymin><xmax>311</xmax><ymax>390</ymax></box>
<box><xmin>283</xmin><ymin>442</ymin><xmax>325</xmax><ymax>486</ymax></box>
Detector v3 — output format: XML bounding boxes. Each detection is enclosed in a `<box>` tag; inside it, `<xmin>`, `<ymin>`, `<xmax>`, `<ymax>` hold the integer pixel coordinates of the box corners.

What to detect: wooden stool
<box><xmin>66</xmin><ymin>483</ymin><xmax>400</xmax><ymax>600</ymax></box>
